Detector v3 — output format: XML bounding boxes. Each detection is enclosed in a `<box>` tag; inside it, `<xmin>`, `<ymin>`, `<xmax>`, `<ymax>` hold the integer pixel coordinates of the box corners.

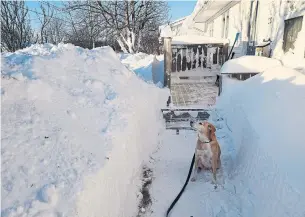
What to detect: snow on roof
<box><xmin>159</xmin><ymin>25</ymin><xmax>173</xmax><ymax>38</ymax></box>
<box><xmin>172</xmin><ymin>34</ymin><xmax>229</xmax><ymax>45</ymax></box>
<box><xmin>170</xmin><ymin>16</ymin><xmax>188</xmax><ymax>26</ymax></box>
<box><xmin>220</xmin><ymin>56</ymin><xmax>282</xmax><ymax>74</ymax></box>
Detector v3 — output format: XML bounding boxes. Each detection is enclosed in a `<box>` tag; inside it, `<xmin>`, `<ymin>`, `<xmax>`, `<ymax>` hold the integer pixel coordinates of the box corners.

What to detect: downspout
<box><xmin>246</xmin><ymin>0</ymin><xmax>254</xmax><ymax>54</ymax></box>
<box><xmin>252</xmin><ymin>0</ymin><xmax>259</xmax><ymax>44</ymax></box>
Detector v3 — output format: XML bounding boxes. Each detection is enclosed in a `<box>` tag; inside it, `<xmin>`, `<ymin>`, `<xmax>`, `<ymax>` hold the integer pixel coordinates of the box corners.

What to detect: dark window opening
<box><xmin>283</xmin><ymin>16</ymin><xmax>303</xmax><ymax>53</ymax></box>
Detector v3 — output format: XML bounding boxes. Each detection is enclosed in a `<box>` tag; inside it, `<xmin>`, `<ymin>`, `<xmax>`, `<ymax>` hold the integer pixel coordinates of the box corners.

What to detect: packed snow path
<box><xmin>146</xmin><ymin>112</ymin><xmax>247</xmax><ymax>217</ymax></box>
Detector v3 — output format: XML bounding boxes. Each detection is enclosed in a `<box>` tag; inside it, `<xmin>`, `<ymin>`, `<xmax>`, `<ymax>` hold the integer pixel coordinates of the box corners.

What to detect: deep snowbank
<box><xmin>120</xmin><ymin>52</ymin><xmax>164</xmax><ymax>86</ymax></box>
<box><xmin>217</xmin><ymin>66</ymin><xmax>305</xmax><ymax>216</ymax></box>
<box><xmin>1</xmin><ymin>44</ymin><xmax>168</xmax><ymax>217</ymax></box>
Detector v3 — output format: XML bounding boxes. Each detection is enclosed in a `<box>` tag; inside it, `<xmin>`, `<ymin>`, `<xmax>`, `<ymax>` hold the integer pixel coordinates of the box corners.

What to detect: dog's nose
<box><xmin>199</xmin><ymin>122</ymin><xmax>203</xmax><ymax>125</ymax></box>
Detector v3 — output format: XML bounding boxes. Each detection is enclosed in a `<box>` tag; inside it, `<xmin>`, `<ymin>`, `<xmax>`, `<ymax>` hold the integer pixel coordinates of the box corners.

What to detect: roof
<box><xmin>193</xmin><ymin>1</ymin><xmax>240</xmax><ymax>23</ymax></box>
<box><xmin>170</xmin><ymin>16</ymin><xmax>188</xmax><ymax>26</ymax></box>
<box><xmin>172</xmin><ymin>34</ymin><xmax>229</xmax><ymax>45</ymax></box>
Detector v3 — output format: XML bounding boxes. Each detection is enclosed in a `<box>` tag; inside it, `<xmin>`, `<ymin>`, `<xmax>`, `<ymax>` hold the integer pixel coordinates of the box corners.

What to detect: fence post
<box><xmin>163</xmin><ymin>37</ymin><xmax>172</xmax><ymax>89</ymax></box>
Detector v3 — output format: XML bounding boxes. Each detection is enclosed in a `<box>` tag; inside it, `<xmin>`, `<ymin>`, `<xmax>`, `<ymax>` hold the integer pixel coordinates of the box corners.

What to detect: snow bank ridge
<box><xmin>1</xmin><ymin>43</ymin><xmax>167</xmax><ymax>217</ymax></box>
<box><xmin>218</xmin><ymin>65</ymin><xmax>305</xmax><ymax>216</ymax></box>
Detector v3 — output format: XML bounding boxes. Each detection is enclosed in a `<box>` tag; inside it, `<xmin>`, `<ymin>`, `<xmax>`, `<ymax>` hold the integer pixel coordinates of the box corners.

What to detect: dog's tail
<box><xmin>166</xmin><ymin>153</ymin><xmax>195</xmax><ymax>217</ymax></box>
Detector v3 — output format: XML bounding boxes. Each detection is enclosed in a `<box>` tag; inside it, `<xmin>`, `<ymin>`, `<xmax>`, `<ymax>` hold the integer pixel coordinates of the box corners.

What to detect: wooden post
<box><xmin>163</xmin><ymin>37</ymin><xmax>172</xmax><ymax>89</ymax></box>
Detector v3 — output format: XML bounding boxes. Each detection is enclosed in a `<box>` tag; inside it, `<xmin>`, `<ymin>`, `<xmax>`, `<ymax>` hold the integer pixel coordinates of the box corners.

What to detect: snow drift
<box><xmin>1</xmin><ymin>44</ymin><xmax>168</xmax><ymax>217</ymax></box>
<box><xmin>220</xmin><ymin>56</ymin><xmax>282</xmax><ymax>74</ymax></box>
<box><xmin>120</xmin><ymin>52</ymin><xmax>164</xmax><ymax>86</ymax></box>
<box><xmin>217</xmin><ymin>65</ymin><xmax>305</xmax><ymax>216</ymax></box>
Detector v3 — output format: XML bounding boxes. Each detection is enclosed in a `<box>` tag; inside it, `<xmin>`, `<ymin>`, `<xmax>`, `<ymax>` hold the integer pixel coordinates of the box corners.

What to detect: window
<box><xmin>283</xmin><ymin>16</ymin><xmax>303</xmax><ymax>53</ymax></box>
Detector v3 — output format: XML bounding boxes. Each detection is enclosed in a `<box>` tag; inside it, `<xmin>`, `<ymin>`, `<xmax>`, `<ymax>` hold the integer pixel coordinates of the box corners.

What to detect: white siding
<box><xmin>227</xmin><ymin>3</ymin><xmax>245</xmax><ymax>57</ymax></box>
<box><xmin>213</xmin><ymin>15</ymin><xmax>223</xmax><ymax>38</ymax></box>
<box><xmin>194</xmin><ymin>0</ymin><xmax>304</xmax><ymax>59</ymax></box>
<box><xmin>255</xmin><ymin>0</ymin><xmax>305</xmax><ymax>58</ymax></box>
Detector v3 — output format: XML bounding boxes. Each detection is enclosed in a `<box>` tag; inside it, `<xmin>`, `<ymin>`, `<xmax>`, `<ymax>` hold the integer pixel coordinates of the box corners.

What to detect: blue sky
<box><xmin>26</xmin><ymin>1</ymin><xmax>197</xmax><ymax>28</ymax></box>
<box><xmin>168</xmin><ymin>1</ymin><xmax>197</xmax><ymax>21</ymax></box>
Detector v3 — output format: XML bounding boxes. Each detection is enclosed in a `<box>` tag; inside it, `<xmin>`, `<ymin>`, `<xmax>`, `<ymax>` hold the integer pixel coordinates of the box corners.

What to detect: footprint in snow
<box><xmin>66</xmin><ymin>110</ymin><xmax>77</xmax><ymax>119</ymax></box>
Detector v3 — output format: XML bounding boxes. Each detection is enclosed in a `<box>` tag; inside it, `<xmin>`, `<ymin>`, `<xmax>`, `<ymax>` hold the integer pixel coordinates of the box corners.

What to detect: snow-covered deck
<box><xmin>170</xmin><ymin>76</ymin><xmax>218</xmax><ymax>107</ymax></box>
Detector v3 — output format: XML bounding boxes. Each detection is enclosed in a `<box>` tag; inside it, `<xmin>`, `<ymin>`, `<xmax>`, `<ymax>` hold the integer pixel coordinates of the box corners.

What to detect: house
<box><xmin>168</xmin><ymin>16</ymin><xmax>188</xmax><ymax>36</ymax></box>
<box><xmin>180</xmin><ymin>0</ymin><xmax>305</xmax><ymax>59</ymax></box>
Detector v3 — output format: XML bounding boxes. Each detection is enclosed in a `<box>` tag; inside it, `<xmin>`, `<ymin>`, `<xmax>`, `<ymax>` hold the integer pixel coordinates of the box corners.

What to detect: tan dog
<box><xmin>191</xmin><ymin>121</ymin><xmax>221</xmax><ymax>184</ymax></box>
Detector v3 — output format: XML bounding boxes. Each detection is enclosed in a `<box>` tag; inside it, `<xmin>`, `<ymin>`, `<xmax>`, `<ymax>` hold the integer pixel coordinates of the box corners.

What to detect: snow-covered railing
<box><xmin>171</xmin><ymin>43</ymin><xmax>227</xmax><ymax>73</ymax></box>
<box><xmin>161</xmin><ymin>34</ymin><xmax>229</xmax><ymax>88</ymax></box>
<box><xmin>218</xmin><ymin>73</ymin><xmax>258</xmax><ymax>95</ymax></box>
<box><xmin>218</xmin><ymin>56</ymin><xmax>283</xmax><ymax>95</ymax></box>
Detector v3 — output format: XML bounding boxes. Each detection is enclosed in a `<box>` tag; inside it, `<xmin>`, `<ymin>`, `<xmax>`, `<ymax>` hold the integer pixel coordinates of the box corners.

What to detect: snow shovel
<box><xmin>227</xmin><ymin>32</ymin><xmax>240</xmax><ymax>61</ymax></box>
<box><xmin>216</xmin><ymin>32</ymin><xmax>240</xmax><ymax>86</ymax></box>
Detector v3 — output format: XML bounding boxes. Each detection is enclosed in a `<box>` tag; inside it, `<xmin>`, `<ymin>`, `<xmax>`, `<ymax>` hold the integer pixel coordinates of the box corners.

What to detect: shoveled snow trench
<box><xmin>144</xmin><ymin>110</ymin><xmax>246</xmax><ymax>217</ymax></box>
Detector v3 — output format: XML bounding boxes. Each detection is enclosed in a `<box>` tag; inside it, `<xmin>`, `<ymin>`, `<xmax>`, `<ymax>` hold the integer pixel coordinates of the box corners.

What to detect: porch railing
<box><xmin>171</xmin><ymin>43</ymin><xmax>227</xmax><ymax>73</ymax></box>
<box><xmin>162</xmin><ymin>36</ymin><xmax>229</xmax><ymax>89</ymax></box>
<box><xmin>218</xmin><ymin>72</ymin><xmax>258</xmax><ymax>94</ymax></box>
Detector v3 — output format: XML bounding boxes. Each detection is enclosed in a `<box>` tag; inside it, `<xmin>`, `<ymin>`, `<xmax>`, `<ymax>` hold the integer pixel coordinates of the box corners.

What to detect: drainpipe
<box><xmin>253</xmin><ymin>0</ymin><xmax>259</xmax><ymax>43</ymax></box>
<box><xmin>247</xmin><ymin>1</ymin><xmax>254</xmax><ymax>55</ymax></box>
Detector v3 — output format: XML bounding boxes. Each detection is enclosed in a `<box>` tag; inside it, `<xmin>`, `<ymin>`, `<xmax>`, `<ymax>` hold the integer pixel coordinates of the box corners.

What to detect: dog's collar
<box><xmin>199</xmin><ymin>140</ymin><xmax>211</xmax><ymax>143</ymax></box>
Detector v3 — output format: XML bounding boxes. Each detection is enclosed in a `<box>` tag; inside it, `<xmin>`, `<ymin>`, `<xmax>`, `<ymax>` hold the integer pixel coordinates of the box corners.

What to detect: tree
<box><xmin>66</xmin><ymin>1</ymin><xmax>169</xmax><ymax>53</ymax></box>
<box><xmin>45</xmin><ymin>19</ymin><xmax>66</xmax><ymax>44</ymax></box>
<box><xmin>96</xmin><ymin>1</ymin><xmax>169</xmax><ymax>53</ymax></box>
<box><xmin>1</xmin><ymin>1</ymin><xmax>34</xmax><ymax>52</ymax></box>
<box><xmin>63</xmin><ymin>1</ymin><xmax>104</xmax><ymax>49</ymax></box>
<box><xmin>37</xmin><ymin>1</ymin><xmax>54</xmax><ymax>43</ymax></box>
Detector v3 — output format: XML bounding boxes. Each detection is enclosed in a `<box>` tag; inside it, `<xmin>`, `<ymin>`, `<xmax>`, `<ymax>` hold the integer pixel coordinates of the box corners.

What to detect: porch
<box><xmin>162</xmin><ymin>34</ymin><xmax>229</xmax><ymax>107</ymax></box>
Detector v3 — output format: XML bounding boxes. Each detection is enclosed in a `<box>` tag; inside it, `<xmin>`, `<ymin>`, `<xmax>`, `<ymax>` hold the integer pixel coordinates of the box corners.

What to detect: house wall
<box><xmin>202</xmin><ymin>0</ymin><xmax>305</xmax><ymax>59</ymax></box>
<box><xmin>171</xmin><ymin>23</ymin><xmax>183</xmax><ymax>36</ymax></box>
<box><xmin>205</xmin><ymin>2</ymin><xmax>249</xmax><ymax>58</ymax></box>
<box><xmin>255</xmin><ymin>0</ymin><xmax>305</xmax><ymax>58</ymax></box>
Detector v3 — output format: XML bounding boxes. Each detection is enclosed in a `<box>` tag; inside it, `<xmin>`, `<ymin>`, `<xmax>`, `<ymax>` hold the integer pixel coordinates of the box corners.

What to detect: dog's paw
<box><xmin>211</xmin><ymin>179</ymin><xmax>217</xmax><ymax>185</ymax></box>
<box><xmin>191</xmin><ymin>177</ymin><xmax>196</xmax><ymax>182</ymax></box>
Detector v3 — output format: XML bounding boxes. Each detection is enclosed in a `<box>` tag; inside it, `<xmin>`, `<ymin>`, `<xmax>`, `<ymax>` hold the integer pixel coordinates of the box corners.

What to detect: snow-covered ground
<box><xmin>120</xmin><ymin>52</ymin><xmax>164</xmax><ymax>86</ymax></box>
<box><xmin>2</xmin><ymin>42</ymin><xmax>305</xmax><ymax>217</ymax></box>
<box><xmin>145</xmin><ymin>63</ymin><xmax>305</xmax><ymax>217</ymax></box>
<box><xmin>1</xmin><ymin>44</ymin><xmax>168</xmax><ymax>217</ymax></box>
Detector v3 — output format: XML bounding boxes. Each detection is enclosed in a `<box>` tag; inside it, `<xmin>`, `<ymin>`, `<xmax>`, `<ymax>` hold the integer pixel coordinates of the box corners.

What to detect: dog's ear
<box><xmin>208</xmin><ymin>124</ymin><xmax>216</xmax><ymax>133</ymax></box>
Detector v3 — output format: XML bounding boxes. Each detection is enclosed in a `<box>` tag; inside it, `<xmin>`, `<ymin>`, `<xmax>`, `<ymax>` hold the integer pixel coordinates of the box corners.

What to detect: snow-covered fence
<box><xmin>218</xmin><ymin>56</ymin><xmax>283</xmax><ymax>95</ymax></box>
<box><xmin>171</xmin><ymin>43</ymin><xmax>227</xmax><ymax>74</ymax></box>
<box><xmin>219</xmin><ymin>73</ymin><xmax>258</xmax><ymax>95</ymax></box>
<box><xmin>161</xmin><ymin>37</ymin><xmax>229</xmax><ymax>88</ymax></box>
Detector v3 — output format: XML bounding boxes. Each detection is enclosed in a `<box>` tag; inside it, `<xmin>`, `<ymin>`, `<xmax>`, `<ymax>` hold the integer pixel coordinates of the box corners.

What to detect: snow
<box><xmin>274</xmin><ymin>30</ymin><xmax>305</xmax><ymax>74</ymax></box>
<box><xmin>178</xmin><ymin>0</ymin><xmax>207</xmax><ymax>35</ymax></box>
<box><xmin>146</xmin><ymin>112</ymin><xmax>238</xmax><ymax>217</ymax></box>
<box><xmin>217</xmin><ymin>65</ymin><xmax>305</xmax><ymax>216</ymax></box>
<box><xmin>159</xmin><ymin>25</ymin><xmax>173</xmax><ymax>38</ymax></box>
<box><xmin>1</xmin><ymin>43</ymin><xmax>168</xmax><ymax>217</ymax></box>
<box><xmin>145</xmin><ymin>64</ymin><xmax>305</xmax><ymax>217</ymax></box>
<box><xmin>172</xmin><ymin>35</ymin><xmax>228</xmax><ymax>45</ymax></box>
<box><xmin>120</xmin><ymin>52</ymin><xmax>164</xmax><ymax>86</ymax></box>
<box><xmin>220</xmin><ymin>55</ymin><xmax>283</xmax><ymax>74</ymax></box>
